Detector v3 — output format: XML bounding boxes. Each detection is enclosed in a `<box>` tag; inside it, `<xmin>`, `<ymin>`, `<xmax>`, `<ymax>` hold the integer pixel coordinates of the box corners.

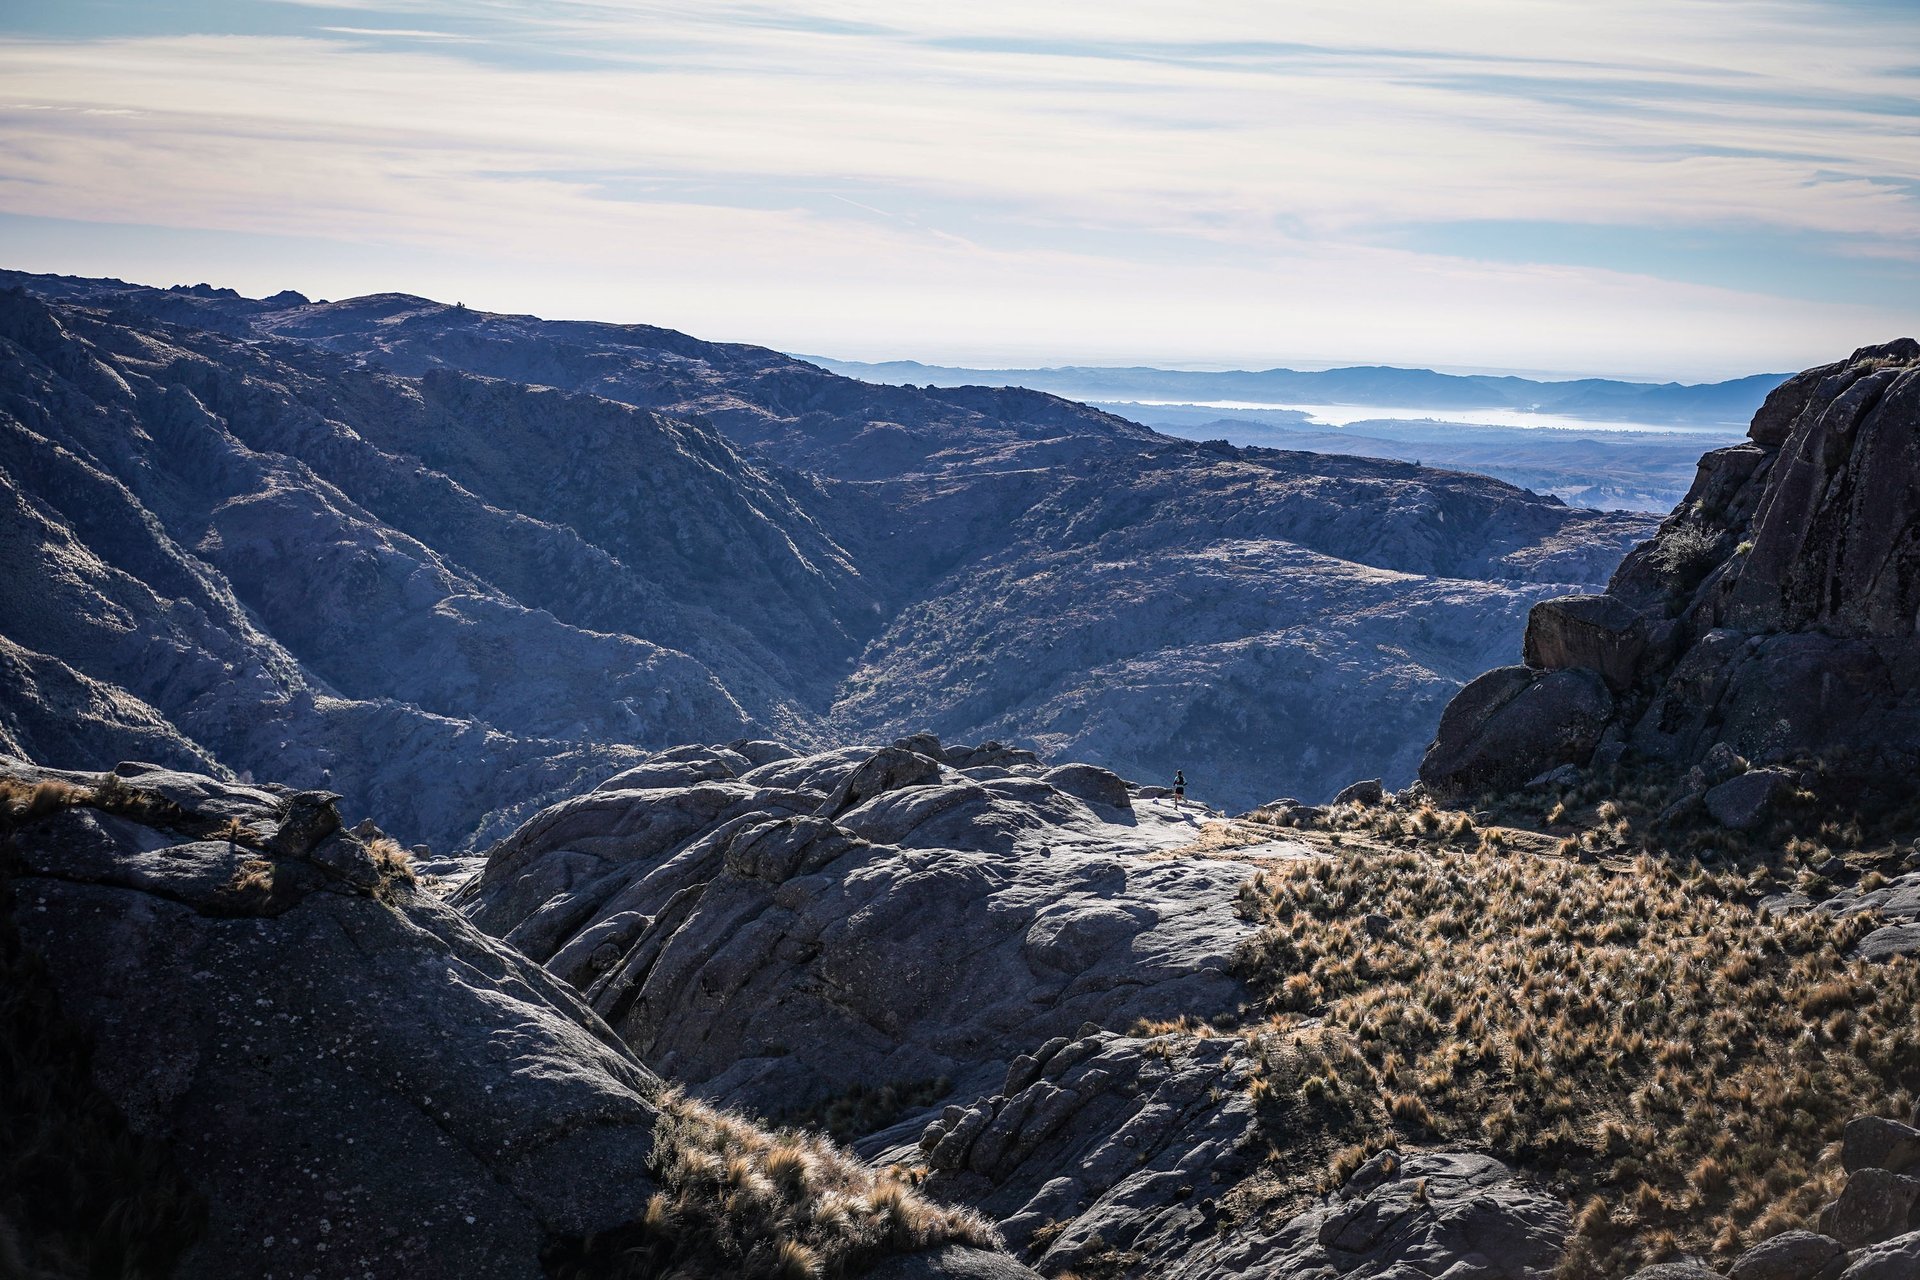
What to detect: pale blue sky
<box><xmin>2</xmin><ymin>1</ymin><xmax>1917</xmax><ymax>378</ymax></box>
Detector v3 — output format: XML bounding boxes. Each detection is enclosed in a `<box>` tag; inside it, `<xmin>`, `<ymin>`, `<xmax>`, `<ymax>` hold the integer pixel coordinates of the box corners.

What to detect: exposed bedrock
<box><xmin>903</xmin><ymin>1031</ymin><xmax>1570</xmax><ymax>1280</ymax></box>
<box><xmin>0</xmin><ymin>757</ymin><xmax>666</xmax><ymax>1277</ymax></box>
<box><xmin>453</xmin><ymin>737</ymin><xmax>1280</xmax><ymax>1116</ymax></box>
<box><xmin>0</xmin><ymin>755</ymin><xmax>1034</xmax><ymax>1279</ymax></box>
<box><xmin>1422</xmin><ymin>339</ymin><xmax>1920</xmax><ymax>799</ymax></box>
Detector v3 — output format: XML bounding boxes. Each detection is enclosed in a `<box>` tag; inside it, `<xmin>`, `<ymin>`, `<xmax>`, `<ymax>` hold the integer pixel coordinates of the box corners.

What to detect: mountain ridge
<box><xmin>0</xmin><ymin>270</ymin><xmax>1653</xmax><ymax>848</ymax></box>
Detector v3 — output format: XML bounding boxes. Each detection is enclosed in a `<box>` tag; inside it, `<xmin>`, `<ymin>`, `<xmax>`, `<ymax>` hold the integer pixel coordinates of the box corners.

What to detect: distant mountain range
<box><xmin>0</xmin><ymin>270</ymin><xmax>1653</xmax><ymax>846</ymax></box>
<box><xmin>1089</xmin><ymin>401</ymin><xmax>1741</xmax><ymax>512</ymax></box>
<box><xmin>807</xmin><ymin>357</ymin><xmax>1788</xmax><ymax>426</ymax></box>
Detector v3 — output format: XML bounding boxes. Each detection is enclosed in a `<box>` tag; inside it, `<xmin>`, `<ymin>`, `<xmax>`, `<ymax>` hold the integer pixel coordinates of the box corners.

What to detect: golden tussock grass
<box><xmin>363</xmin><ymin>836</ymin><xmax>418</xmax><ymax>904</ymax></box>
<box><xmin>0</xmin><ymin>778</ymin><xmax>89</xmax><ymax>826</ymax></box>
<box><xmin>1233</xmin><ymin>844</ymin><xmax>1920</xmax><ymax>1277</ymax></box>
<box><xmin>550</xmin><ymin>1089</ymin><xmax>998</xmax><ymax>1279</ymax></box>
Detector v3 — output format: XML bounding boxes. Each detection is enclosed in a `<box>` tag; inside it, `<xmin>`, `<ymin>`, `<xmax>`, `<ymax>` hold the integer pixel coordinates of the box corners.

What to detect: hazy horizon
<box><xmin>4</xmin><ymin>2</ymin><xmax>1918</xmax><ymax>381</ymax></box>
<box><xmin>4</xmin><ymin>263</ymin><xmax>1808</xmax><ymax>386</ymax></box>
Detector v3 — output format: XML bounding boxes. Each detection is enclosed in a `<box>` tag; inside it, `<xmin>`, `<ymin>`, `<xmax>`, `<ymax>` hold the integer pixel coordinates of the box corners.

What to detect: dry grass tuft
<box><xmin>550</xmin><ymin>1090</ymin><xmax>997</xmax><ymax>1278</ymax></box>
<box><xmin>227</xmin><ymin>858</ymin><xmax>275</xmax><ymax>897</ymax></box>
<box><xmin>0</xmin><ymin>778</ymin><xmax>89</xmax><ymax>827</ymax></box>
<box><xmin>363</xmin><ymin>836</ymin><xmax>418</xmax><ymax>903</ymax></box>
<box><xmin>1233</xmin><ymin>844</ymin><xmax>1920</xmax><ymax>1276</ymax></box>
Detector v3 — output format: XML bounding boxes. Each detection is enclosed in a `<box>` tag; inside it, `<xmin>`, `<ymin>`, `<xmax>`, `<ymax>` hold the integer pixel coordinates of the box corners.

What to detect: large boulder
<box><xmin>2</xmin><ymin>758</ymin><xmax>666</xmax><ymax>1278</ymax></box>
<box><xmin>1729</xmin><ymin>1230</ymin><xmax>1847</xmax><ymax>1280</ymax></box>
<box><xmin>1704</xmin><ymin>767</ymin><xmax>1795</xmax><ymax>832</ymax></box>
<box><xmin>1524</xmin><ymin>593</ymin><xmax>1647</xmax><ymax>690</ymax></box>
<box><xmin>1419</xmin><ymin>665</ymin><xmax>1613</xmax><ymax>798</ymax></box>
<box><xmin>1840</xmin><ymin>1229</ymin><xmax>1920</xmax><ymax>1280</ymax></box>
<box><xmin>1331</xmin><ymin>777</ymin><xmax>1385</xmax><ymax>806</ymax></box>
<box><xmin>1844</xmin><ymin>1116</ymin><xmax>1920</xmax><ymax>1176</ymax></box>
<box><xmin>1041</xmin><ymin>763</ymin><xmax>1133</xmax><ymax>811</ymax></box>
<box><xmin>1820</xmin><ymin>1167</ymin><xmax>1920</xmax><ymax>1249</ymax></box>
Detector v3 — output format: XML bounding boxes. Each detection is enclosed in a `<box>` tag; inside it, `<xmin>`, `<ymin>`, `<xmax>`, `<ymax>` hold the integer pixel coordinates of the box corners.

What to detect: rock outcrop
<box><xmin>899</xmin><ymin>1028</ymin><xmax>1262</xmax><ymax>1274</ymax></box>
<box><xmin>453</xmin><ymin>737</ymin><xmax>1283</xmax><ymax>1116</ymax></box>
<box><xmin>1422</xmin><ymin>339</ymin><xmax>1920</xmax><ymax>800</ymax></box>
<box><xmin>458</xmin><ymin>741</ymin><xmax>1582</xmax><ymax>1279</ymax></box>
<box><xmin>0</xmin><ymin>756</ymin><xmax>1032</xmax><ymax>1280</ymax></box>
<box><xmin>1167</xmin><ymin>1149</ymin><xmax>1569</xmax><ymax>1279</ymax></box>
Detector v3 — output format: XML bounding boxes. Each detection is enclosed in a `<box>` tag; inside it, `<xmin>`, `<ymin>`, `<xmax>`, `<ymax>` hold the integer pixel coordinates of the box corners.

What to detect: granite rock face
<box><xmin>0</xmin><ymin>755</ymin><xmax>1034</xmax><ymax>1280</ymax></box>
<box><xmin>2</xmin><ymin>272</ymin><xmax>1650</xmax><ymax>830</ymax></box>
<box><xmin>453</xmin><ymin>737</ymin><xmax>1281</xmax><ymax>1116</ymax></box>
<box><xmin>1417</xmin><ymin>664</ymin><xmax>1614</xmax><ymax>796</ymax></box>
<box><xmin>1838</xmin><ymin>1230</ymin><xmax>1920</xmax><ymax>1280</ymax></box>
<box><xmin>459</xmin><ymin>742</ymin><xmax>1581</xmax><ymax>1280</ymax></box>
<box><xmin>1</xmin><ymin>756</ymin><xmax>667</xmax><ymax>1278</ymax></box>
<box><xmin>1166</xmin><ymin>1149</ymin><xmax>1570</xmax><ymax>1280</ymax></box>
<box><xmin>1727</xmin><ymin>1230</ymin><xmax>1847</xmax><ymax>1280</ymax></box>
<box><xmin>898</xmin><ymin>1029</ymin><xmax>1263</xmax><ymax>1274</ymax></box>
<box><xmin>1422</xmin><ymin>339</ymin><xmax>1920</xmax><ymax>800</ymax></box>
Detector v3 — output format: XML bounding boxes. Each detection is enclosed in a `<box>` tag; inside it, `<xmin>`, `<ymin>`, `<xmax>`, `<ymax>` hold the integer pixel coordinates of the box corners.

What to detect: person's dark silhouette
<box><xmin>1172</xmin><ymin>769</ymin><xmax>1186</xmax><ymax>809</ymax></box>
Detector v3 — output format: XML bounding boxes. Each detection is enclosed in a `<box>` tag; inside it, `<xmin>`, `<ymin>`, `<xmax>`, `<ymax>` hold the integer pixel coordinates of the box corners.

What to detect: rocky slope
<box><xmin>6</xmin><ymin>336</ymin><xmax>1917</xmax><ymax>1280</ymax></box>
<box><xmin>453</xmin><ymin>734</ymin><xmax>1591</xmax><ymax>1278</ymax></box>
<box><xmin>452</xmin><ymin>735</ymin><xmax>1271</xmax><ymax>1113</ymax></box>
<box><xmin>0</xmin><ymin>755</ymin><xmax>1032</xmax><ymax>1280</ymax></box>
<box><xmin>0</xmin><ymin>271</ymin><xmax>1652</xmax><ymax>835</ymax></box>
<box><xmin>1422</xmin><ymin>337</ymin><xmax>1920</xmax><ymax>806</ymax></box>
<box><xmin>832</xmin><ymin>445</ymin><xmax>1637</xmax><ymax>803</ymax></box>
<box><xmin>0</xmin><ymin>284</ymin><xmax>875</xmax><ymax>848</ymax></box>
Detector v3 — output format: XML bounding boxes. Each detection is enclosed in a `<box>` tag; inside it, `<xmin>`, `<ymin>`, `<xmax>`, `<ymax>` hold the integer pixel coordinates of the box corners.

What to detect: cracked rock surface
<box><xmin>1423</xmin><ymin>339</ymin><xmax>1920</xmax><ymax>800</ymax></box>
<box><xmin>0</xmin><ymin>755</ymin><xmax>1033</xmax><ymax>1280</ymax></box>
<box><xmin>454</xmin><ymin>738</ymin><xmax>1292</xmax><ymax>1115</ymax></box>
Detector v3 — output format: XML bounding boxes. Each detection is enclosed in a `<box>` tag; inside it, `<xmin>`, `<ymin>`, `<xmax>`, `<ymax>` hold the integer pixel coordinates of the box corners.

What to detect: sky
<box><xmin>1</xmin><ymin>1</ymin><xmax>1917</xmax><ymax>380</ymax></box>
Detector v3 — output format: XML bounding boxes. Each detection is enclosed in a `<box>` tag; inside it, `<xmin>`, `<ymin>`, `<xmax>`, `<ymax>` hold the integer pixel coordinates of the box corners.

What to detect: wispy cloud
<box><xmin>0</xmin><ymin>1</ymin><xmax>1915</xmax><ymax>375</ymax></box>
<box><xmin>318</xmin><ymin>26</ymin><xmax>477</xmax><ymax>41</ymax></box>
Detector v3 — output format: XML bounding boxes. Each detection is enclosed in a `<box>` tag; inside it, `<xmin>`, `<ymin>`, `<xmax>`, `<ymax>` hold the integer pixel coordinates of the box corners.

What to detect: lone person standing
<box><xmin>1172</xmin><ymin>769</ymin><xmax>1186</xmax><ymax>809</ymax></box>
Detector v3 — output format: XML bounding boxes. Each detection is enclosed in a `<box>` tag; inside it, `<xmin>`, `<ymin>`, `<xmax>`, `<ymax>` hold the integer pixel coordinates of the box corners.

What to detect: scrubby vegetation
<box><xmin>1647</xmin><ymin>516</ymin><xmax>1724</xmax><ymax>587</ymax></box>
<box><xmin>549</xmin><ymin>1089</ymin><xmax>998</xmax><ymax>1279</ymax></box>
<box><xmin>1233</xmin><ymin>842</ymin><xmax>1920</xmax><ymax>1276</ymax></box>
<box><xmin>1293</xmin><ymin>760</ymin><xmax>1920</xmax><ymax>882</ymax></box>
<box><xmin>365</xmin><ymin>835</ymin><xmax>419</xmax><ymax>903</ymax></box>
<box><xmin>1</xmin><ymin>773</ymin><xmax>236</xmax><ymax>846</ymax></box>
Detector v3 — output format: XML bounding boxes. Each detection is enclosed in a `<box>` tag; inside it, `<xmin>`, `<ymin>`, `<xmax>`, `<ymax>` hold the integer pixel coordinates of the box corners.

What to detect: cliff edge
<box><xmin>1422</xmin><ymin>338</ymin><xmax>1920</xmax><ymax>804</ymax></box>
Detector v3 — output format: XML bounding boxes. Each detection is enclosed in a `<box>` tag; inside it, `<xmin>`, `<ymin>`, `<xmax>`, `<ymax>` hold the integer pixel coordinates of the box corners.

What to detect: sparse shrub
<box><xmin>1650</xmin><ymin>520</ymin><xmax>1723</xmax><ymax>585</ymax></box>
